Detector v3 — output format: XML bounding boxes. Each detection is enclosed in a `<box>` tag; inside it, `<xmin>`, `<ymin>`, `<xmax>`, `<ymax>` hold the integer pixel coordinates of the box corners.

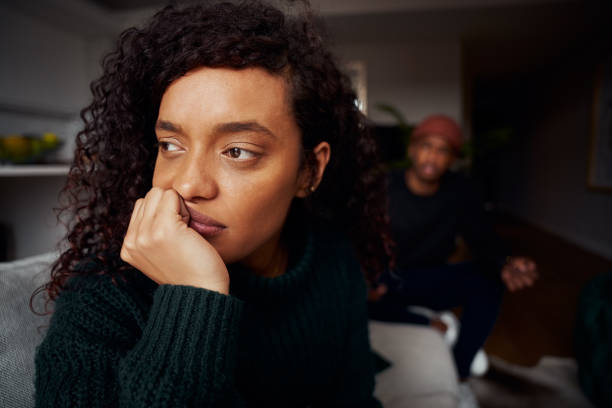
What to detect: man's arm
<box><xmin>458</xmin><ymin>178</ymin><xmax>538</xmax><ymax>290</ymax></box>
<box><xmin>457</xmin><ymin>178</ymin><xmax>508</xmax><ymax>271</ymax></box>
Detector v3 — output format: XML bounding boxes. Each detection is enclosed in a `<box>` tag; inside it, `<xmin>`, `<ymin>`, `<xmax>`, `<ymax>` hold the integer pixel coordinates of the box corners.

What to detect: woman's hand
<box><xmin>120</xmin><ymin>187</ymin><xmax>229</xmax><ymax>294</ymax></box>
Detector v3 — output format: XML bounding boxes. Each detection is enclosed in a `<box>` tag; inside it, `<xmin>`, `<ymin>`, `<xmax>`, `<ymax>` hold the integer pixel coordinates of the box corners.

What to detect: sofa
<box><xmin>0</xmin><ymin>253</ymin><xmax>459</xmax><ymax>407</ymax></box>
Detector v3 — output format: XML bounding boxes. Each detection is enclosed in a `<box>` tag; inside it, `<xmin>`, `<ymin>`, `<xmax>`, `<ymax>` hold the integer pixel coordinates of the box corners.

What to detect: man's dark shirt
<box><xmin>388</xmin><ymin>169</ymin><xmax>507</xmax><ymax>272</ymax></box>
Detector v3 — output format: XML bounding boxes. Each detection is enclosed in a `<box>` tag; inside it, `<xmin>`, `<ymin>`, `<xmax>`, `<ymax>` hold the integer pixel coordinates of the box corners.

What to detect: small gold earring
<box><xmin>309</xmin><ymin>185</ymin><xmax>316</xmax><ymax>192</ymax></box>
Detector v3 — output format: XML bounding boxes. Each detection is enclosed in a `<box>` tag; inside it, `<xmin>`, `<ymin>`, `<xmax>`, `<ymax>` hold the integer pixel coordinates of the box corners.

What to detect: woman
<box><xmin>34</xmin><ymin>1</ymin><xmax>392</xmax><ymax>406</ymax></box>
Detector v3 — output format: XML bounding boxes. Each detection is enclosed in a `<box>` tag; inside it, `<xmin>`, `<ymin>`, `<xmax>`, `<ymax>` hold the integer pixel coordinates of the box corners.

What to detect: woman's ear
<box><xmin>296</xmin><ymin>141</ymin><xmax>331</xmax><ymax>198</ymax></box>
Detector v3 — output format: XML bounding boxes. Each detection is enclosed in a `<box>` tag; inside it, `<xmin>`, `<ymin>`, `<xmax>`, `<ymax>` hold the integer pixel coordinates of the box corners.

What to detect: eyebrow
<box><xmin>156</xmin><ymin>120</ymin><xmax>184</xmax><ymax>134</ymax></box>
<box><xmin>155</xmin><ymin>120</ymin><xmax>277</xmax><ymax>140</ymax></box>
<box><xmin>213</xmin><ymin>121</ymin><xmax>277</xmax><ymax>140</ymax></box>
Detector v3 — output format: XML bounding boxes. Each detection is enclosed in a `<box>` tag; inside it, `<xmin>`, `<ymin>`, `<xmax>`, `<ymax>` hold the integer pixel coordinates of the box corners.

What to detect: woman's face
<box><xmin>152</xmin><ymin>67</ymin><xmax>308</xmax><ymax>270</ymax></box>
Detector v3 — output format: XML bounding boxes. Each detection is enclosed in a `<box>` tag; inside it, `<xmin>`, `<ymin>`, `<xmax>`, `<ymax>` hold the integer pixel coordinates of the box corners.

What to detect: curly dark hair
<box><xmin>36</xmin><ymin>0</ymin><xmax>393</xmax><ymax>305</ymax></box>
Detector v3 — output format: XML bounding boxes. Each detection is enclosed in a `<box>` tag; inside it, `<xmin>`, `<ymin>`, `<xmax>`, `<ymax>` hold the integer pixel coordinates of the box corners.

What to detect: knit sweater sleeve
<box><xmin>35</xmin><ymin>276</ymin><xmax>245</xmax><ymax>408</ymax></box>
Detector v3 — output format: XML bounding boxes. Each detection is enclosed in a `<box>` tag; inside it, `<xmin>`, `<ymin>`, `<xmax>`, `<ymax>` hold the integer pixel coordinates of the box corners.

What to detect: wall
<box><xmin>333</xmin><ymin>40</ymin><xmax>462</xmax><ymax>125</ymax></box>
<box><xmin>117</xmin><ymin>7</ymin><xmax>465</xmax><ymax>126</ymax></box>
<box><xmin>494</xmin><ymin>61</ymin><xmax>612</xmax><ymax>261</ymax></box>
<box><xmin>0</xmin><ymin>4</ymin><xmax>111</xmax><ymax>259</ymax></box>
<box><xmin>0</xmin><ymin>177</ymin><xmax>67</xmax><ymax>259</ymax></box>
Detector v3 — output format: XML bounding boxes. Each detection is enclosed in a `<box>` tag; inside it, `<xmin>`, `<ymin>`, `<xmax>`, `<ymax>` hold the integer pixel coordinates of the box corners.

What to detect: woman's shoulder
<box><xmin>55</xmin><ymin>272</ymin><xmax>115</xmax><ymax>308</ymax></box>
<box><xmin>49</xmin><ymin>271</ymin><xmax>148</xmax><ymax>345</ymax></box>
<box><xmin>312</xmin><ymin>226</ymin><xmax>363</xmax><ymax>281</ymax></box>
<box><xmin>59</xmin><ymin>255</ymin><xmax>155</xmax><ymax>305</ymax></box>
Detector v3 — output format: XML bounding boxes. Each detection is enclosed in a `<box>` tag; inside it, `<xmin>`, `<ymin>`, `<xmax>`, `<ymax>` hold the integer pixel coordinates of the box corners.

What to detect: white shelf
<box><xmin>0</xmin><ymin>101</ymin><xmax>76</xmax><ymax>120</ymax></box>
<box><xmin>0</xmin><ymin>164</ymin><xmax>70</xmax><ymax>177</ymax></box>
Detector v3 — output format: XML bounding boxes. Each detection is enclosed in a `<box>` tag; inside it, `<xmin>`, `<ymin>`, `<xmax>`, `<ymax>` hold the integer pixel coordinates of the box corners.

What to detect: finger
<box><xmin>124</xmin><ymin>198</ymin><xmax>144</xmax><ymax>246</ymax></box>
<box><xmin>523</xmin><ymin>273</ymin><xmax>537</xmax><ymax>287</ymax></box>
<box><xmin>177</xmin><ymin>192</ymin><xmax>190</xmax><ymax>224</ymax></box>
<box><xmin>525</xmin><ymin>267</ymin><xmax>538</xmax><ymax>280</ymax></box>
<box><xmin>501</xmin><ymin>272</ymin><xmax>514</xmax><ymax>291</ymax></box>
<box><xmin>122</xmin><ymin>198</ymin><xmax>146</xmax><ymax>262</ymax></box>
<box><xmin>134</xmin><ymin>195</ymin><xmax>147</xmax><ymax>237</ymax></box>
<box><xmin>141</xmin><ymin>187</ymin><xmax>165</xmax><ymax>226</ymax></box>
<box><xmin>510</xmin><ymin>268</ymin><xmax>529</xmax><ymax>289</ymax></box>
<box><xmin>128</xmin><ymin>198</ymin><xmax>144</xmax><ymax>230</ymax></box>
<box><xmin>521</xmin><ymin>258</ymin><xmax>535</xmax><ymax>274</ymax></box>
<box><xmin>120</xmin><ymin>245</ymin><xmax>130</xmax><ymax>263</ymax></box>
<box><xmin>518</xmin><ymin>267</ymin><xmax>537</xmax><ymax>288</ymax></box>
<box><xmin>516</xmin><ymin>277</ymin><xmax>529</xmax><ymax>290</ymax></box>
<box><xmin>513</xmin><ymin>264</ymin><xmax>531</xmax><ymax>280</ymax></box>
<box><xmin>508</xmin><ymin>276</ymin><xmax>519</xmax><ymax>292</ymax></box>
<box><xmin>502</xmin><ymin>267</ymin><xmax>517</xmax><ymax>283</ymax></box>
<box><xmin>524</xmin><ymin>267</ymin><xmax>538</xmax><ymax>283</ymax></box>
<box><xmin>501</xmin><ymin>269</ymin><xmax>510</xmax><ymax>285</ymax></box>
<box><xmin>509</xmin><ymin>273</ymin><xmax>524</xmax><ymax>291</ymax></box>
<box><xmin>158</xmin><ymin>189</ymin><xmax>186</xmax><ymax>222</ymax></box>
<box><xmin>510</xmin><ymin>257</ymin><xmax>525</xmax><ymax>272</ymax></box>
<box><xmin>140</xmin><ymin>189</ymin><xmax>168</xmax><ymax>241</ymax></box>
<box><xmin>136</xmin><ymin>194</ymin><xmax>146</xmax><ymax>222</ymax></box>
<box><xmin>515</xmin><ymin>259</ymin><xmax>528</xmax><ymax>273</ymax></box>
<box><xmin>505</xmin><ymin>279</ymin><xmax>516</xmax><ymax>292</ymax></box>
<box><xmin>122</xmin><ymin>204</ymin><xmax>143</xmax><ymax>264</ymax></box>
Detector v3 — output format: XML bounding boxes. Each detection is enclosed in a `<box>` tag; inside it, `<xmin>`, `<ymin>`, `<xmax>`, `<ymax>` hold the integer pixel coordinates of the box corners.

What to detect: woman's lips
<box><xmin>186</xmin><ymin>207</ymin><xmax>226</xmax><ymax>238</ymax></box>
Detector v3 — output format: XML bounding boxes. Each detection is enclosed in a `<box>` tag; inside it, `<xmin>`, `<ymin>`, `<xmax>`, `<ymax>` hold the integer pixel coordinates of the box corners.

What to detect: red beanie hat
<box><xmin>412</xmin><ymin>114</ymin><xmax>463</xmax><ymax>153</ymax></box>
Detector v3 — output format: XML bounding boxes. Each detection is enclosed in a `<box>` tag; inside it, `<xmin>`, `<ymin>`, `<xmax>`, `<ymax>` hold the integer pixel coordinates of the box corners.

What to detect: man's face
<box><xmin>408</xmin><ymin>134</ymin><xmax>455</xmax><ymax>183</ymax></box>
<box><xmin>152</xmin><ymin>67</ymin><xmax>308</xmax><ymax>269</ymax></box>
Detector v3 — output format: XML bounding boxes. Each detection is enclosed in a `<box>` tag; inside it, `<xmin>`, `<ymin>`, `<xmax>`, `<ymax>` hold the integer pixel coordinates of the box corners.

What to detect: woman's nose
<box><xmin>172</xmin><ymin>154</ymin><xmax>218</xmax><ymax>201</ymax></box>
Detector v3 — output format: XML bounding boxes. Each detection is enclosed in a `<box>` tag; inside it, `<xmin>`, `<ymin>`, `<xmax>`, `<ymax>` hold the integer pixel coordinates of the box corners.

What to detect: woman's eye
<box><xmin>159</xmin><ymin>141</ymin><xmax>180</xmax><ymax>152</ymax></box>
<box><xmin>225</xmin><ymin>147</ymin><xmax>256</xmax><ymax>160</ymax></box>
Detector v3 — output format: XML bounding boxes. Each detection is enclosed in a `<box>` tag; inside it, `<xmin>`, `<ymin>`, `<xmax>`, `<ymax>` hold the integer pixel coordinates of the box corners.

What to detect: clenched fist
<box><xmin>500</xmin><ymin>256</ymin><xmax>538</xmax><ymax>292</ymax></box>
<box><xmin>121</xmin><ymin>187</ymin><xmax>229</xmax><ymax>294</ymax></box>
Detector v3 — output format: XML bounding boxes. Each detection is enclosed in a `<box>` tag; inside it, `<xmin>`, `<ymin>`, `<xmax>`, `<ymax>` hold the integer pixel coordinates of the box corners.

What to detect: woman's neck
<box><xmin>240</xmin><ymin>230</ymin><xmax>289</xmax><ymax>278</ymax></box>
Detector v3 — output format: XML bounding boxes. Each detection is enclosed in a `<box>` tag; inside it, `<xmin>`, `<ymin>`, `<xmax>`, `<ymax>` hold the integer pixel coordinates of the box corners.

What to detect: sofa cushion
<box><xmin>370</xmin><ymin>320</ymin><xmax>459</xmax><ymax>408</ymax></box>
<box><xmin>0</xmin><ymin>253</ymin><xmax>56</xmax><ymax>408</ymax></box>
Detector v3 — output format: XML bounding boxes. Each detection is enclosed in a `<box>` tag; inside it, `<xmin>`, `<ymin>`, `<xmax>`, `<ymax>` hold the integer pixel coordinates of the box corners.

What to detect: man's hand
<box><xmin>501</xmin><ymin>256</ymin><xmax>538</xmax><ymax>292</ymax></box>
<box><xmin>121</xmin><ymin>187</ymin><xmax>229</xmax><ymax>294</ymax></box>
<box><xmin>430</xmin><ymin>317</ymin><xmax>448</xmax><ymax>334</ymax></box>
<box><xmin>367</xmin><ymin>284</ymin><xmax>387</xmax><ymax>302</ymax></box>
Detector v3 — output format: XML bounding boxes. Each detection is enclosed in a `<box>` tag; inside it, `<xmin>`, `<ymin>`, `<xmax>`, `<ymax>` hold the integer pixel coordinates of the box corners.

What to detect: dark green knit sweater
<box><xmin>34</xmin><ymin>228</ymin><xmax>380</xmax><ymax>407</ymax></box>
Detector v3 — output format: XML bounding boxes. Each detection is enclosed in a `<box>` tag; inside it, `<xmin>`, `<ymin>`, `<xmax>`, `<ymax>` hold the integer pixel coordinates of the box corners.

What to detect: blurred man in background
<box><xmin>369</xmin><ymin>114</ymin><xmax>538</xmax><ymax>382</ymax></box>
